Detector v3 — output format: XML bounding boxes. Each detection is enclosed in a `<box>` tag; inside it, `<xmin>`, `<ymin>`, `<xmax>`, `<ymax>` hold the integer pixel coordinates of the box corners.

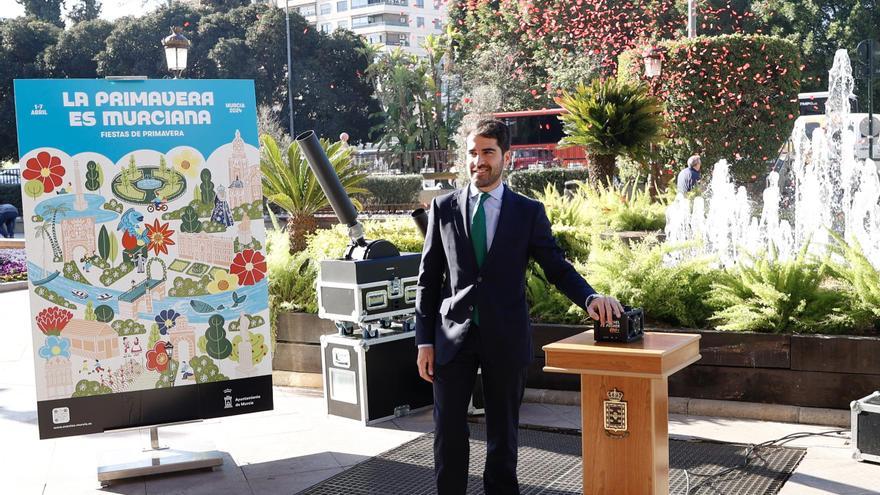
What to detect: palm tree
<box><xmin>557</xmin><ymin>77</ymin><xmax>664</xmax><ymax>188</ymax></box>
<box><xmin>260</xmin><ymin>135</ymin><xmax>368</xmax><ymax>253</ymax></box>
<box><xmin>42</xmin><ymin>204</ymin><xmax>70</xmax><ymax>262</ymax></box>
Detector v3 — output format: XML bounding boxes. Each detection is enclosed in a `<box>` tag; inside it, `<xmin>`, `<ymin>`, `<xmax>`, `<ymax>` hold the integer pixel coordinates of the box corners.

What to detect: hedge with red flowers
<box><xmin>618</xmin><ymin>34</ymin><xmax>800</xmax><ymax>181</ymax></box>
<box><xmin>447</xmin><ymin>0</ymin><xmax>759</xmax><ymax>109</ymax></box>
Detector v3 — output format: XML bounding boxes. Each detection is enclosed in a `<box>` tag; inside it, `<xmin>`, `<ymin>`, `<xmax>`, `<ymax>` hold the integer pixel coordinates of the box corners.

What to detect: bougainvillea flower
<box><xmin>229</xmin><ymin>249</ymin><xmax>266</xmax><ymax>286</ymax></box>
<box><xmin>146</xmin><ymin>341</ymin><xmax>171</xmax><ymax>372</ymax></box>
<box><xmin>22</xmin><ymin>151</ymin><xmax>65</xmax><ymax>193</ymax></box>
<box><xmin>171</xmin><ymin>149</ymin><xmax>201</xmax><ymax>178</ymax></box>
<box><xmin>38</xmin><ymin>335</ymin><xmax>71</xmax><ymax>360</ymax></box>
<box><xmin>155</xmin><ymin>309</ymin><xmax>180</xmax><ymax>335</ymax></box>
<box><xmin>206</xmin><ymin>270</ymin><xmax>239</xmax><ymax>294</ymax></box>
<box><xmin>145</xmin><ymin>219</ymin><xmax>175</xmax><ymax>256</ymax></box>
<box><xmin>36</xmin><ymin>307</ymin><xmax>74</xmax><ymax>336</ymax></box>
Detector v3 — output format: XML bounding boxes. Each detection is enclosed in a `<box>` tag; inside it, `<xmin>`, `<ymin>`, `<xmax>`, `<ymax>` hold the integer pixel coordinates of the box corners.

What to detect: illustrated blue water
<box><xmin>136</xmin><ymin>178</ymin><xmax>163</xmax><ymax>190</ymax></box>
<box><xmin>28</xmin><ymin>261</ymin><xmax>268</xmax><ymax>324</ymax></box>
<box><xmin>34</xmin><ymin>194</ymin><xmax>119</xmax><ymax>224</ymax></box>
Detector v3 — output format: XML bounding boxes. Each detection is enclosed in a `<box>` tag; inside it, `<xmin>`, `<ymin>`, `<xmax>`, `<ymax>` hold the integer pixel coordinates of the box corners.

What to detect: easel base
<box><xmin>97</xmin><ymin>450</ymin><xmax>223</xmax><ymax>483</ymax></box>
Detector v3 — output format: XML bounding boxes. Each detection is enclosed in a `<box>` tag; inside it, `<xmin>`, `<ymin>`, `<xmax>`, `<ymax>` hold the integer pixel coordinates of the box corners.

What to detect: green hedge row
<box><xmin>359</xmin><ymin>174</ymin><xmax>423</xmax><ymax>205</ymax></box>
<box><xmin>507</xmin><ymin>168</ymin><xmax>590</xmax><ymax>197</ymax></box>
<box><xmin>0</xmin><ymin>183</ymin><xmax>22</xmax><ymax>213</ymax></box>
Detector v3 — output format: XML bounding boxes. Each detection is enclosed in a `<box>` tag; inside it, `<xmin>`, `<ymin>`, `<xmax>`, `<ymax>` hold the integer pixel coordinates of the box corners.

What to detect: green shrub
<box><xmin>507</xmin><ymin>168</ymin><xmax>589</xmax><ymax>197</ymax></box>
<box><xmin>618</xmin><ymin>35</ymin><xmax>800</xmax><ymax>182</ymax></box>
<box><xmin>551</xmin><ymin>225</ymin><xmax>593</xmax><ymax>263</ymax></box>
<box><xmin>99</xmin><ymin>261</ymin><xmax>134</xmax><ymax>286</ymax></box>
<box><xmin>0</xmin><ymin>183</ymin><xmax>22</xmax><ymax>212</ymax></box>
<box><xmin>583</xmin><ymin>240</ymin><xmax>715</xmax><ymax>328</ymax></box>
<box><xmin>590</xmin><ymin>182</ymin><xmax>670</xmax><ymax>232</ymax></box>
<box><xmin>112</xmin><ymin>319</ymin><xmax>146</xmax><ymax>336</ymax></box>
<box><xmin>708</xmin><ymin>247</ymin><xmax>863</xmax><ymax>334</ymax></box>
<box><xmin>526</xmin><ymin>263</ymin><xmax>589</xmax><ymax>324</ymax></box>
<box><xmin>540</xmin><ymin>184</ymin><xmax>592</xmax><ymax>227</ymax></box>
<box><xmin>359</xmin><ymin>175</ymin><xmax>423</xmax><ymax>205</ymax></box>
<box><xmin>824</xmin><ymin>232</ymin><xmax>880</xmax><ymax>325</ymax></box>
<box><xmin>537</xmin><ymin>181</ymin><xmax>669</xmax><ymax>234</ymax></box>
<box><xmin>305</xmin><ymin>218</ymin><xmax>425</xmax><ymax>261</ymax></box>
<box><xmin>168</xmin><ymin>275</ymin><xmax>211</xmax><ymax>297</ymax></box>
<box><xmin>268</xmin><ymin>219</ymin><xmax>425</xmax><ymax>323</ymax></box>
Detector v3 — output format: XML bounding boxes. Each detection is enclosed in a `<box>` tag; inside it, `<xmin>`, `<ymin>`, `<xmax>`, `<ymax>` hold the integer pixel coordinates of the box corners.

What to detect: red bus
<box><xmin>492</xmin><ymin>108</ymin><xmax>588</xmax><ymax>170</ymax></box>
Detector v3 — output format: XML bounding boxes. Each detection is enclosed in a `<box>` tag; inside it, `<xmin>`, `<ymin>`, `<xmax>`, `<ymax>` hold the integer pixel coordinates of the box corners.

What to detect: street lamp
<box><xmin>856</xmin><ymin>39</ymin><xmax>880</xmax><ymax>160</ymax></box>
<box><xmin>284</xmin><ymin>0</ymin><xmax>295</xmax><ymax>137</ymax></box>
<box><xmin>162</xmin><ymin>27</ymin><xmax>191</xmax><ymax>78</ymax></box>
<box><xmin>643</xmin><ymin>46</ymin><xmax>663</xmax><ymax>78</ymax></box>
<box><xmin>687</xmin><ymin>0</ymin><xmax>697</xmax><ymax>38</ymax></box>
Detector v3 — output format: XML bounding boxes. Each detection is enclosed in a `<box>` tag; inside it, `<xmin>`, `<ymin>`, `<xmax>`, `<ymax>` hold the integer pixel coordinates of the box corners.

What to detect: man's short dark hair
<box><xmin>468</xmin><ymin>119</ymin><xmax>511</xmax><ymax>154</ymax></box>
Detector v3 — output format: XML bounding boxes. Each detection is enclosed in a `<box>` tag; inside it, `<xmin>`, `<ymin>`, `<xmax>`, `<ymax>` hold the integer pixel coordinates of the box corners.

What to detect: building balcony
<box><xmin>351</xmin><ymin>14</ymin><xmax>409</xmax><ymax>28</ymax></box>
<box><xmin>351</xmin><ymin>0</ymin><xmax>408</xmax><ymax>9</ymax></box>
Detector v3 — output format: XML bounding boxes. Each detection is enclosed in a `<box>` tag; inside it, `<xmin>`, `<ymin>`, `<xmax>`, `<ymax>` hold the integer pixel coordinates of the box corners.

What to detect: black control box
<box><xmin>593</xmin><ymin>306</ymin><xmax>644</xmax><ymax>343</ymax></box>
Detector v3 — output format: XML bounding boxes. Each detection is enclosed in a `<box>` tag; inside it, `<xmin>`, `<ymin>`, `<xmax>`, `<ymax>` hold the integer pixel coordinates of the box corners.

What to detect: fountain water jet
<box><xmin>665</xmin><ymin>49</ymin><xmax>880</xmax><ymax>268</ymax></box>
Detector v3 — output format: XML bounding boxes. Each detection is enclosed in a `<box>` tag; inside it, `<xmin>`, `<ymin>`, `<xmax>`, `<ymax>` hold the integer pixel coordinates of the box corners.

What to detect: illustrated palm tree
<box><xmin>33</xmin><ymin>222</ymin><xmax>51</xmax><ymax>275</ymax></box>
<box><xmin>260</xmin><ymin>134</ymin><xmax>367</xmax><ymax>253</ymax></box>
<box><xmin>42</xmin><ymin>204</ymin><xmax>70</xmax><ymax>262</ymax></box>
<box><xmin>557</xmin><ymin>77</ymin><xmax>664</xmax><ymax>188</ymax></box>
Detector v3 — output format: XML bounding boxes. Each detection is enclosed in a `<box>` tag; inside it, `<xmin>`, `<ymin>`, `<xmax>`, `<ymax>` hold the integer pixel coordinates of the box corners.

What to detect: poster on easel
<box><xmin>14</xmin><ymin>79</ymin><xmax>273</xmax><ymax>439</ymax></box>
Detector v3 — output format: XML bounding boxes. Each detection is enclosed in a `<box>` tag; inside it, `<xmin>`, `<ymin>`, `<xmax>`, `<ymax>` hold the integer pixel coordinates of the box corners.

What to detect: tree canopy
<box><xmin>0</xmin><ymin>2</ymin><xmax>380</xmax><ymax>160</ymax></box>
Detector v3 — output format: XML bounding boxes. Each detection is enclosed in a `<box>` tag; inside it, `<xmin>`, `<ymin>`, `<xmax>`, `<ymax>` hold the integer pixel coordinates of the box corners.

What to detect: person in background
<box><xmin>677</xmin><ymin>155</ymin><xmax>702</xmax><ymax>194</ymax></box>
<box><xmin>0</xmin><ymin>203</ymin><xmax>19</xmax><ymax>238</ymax></box>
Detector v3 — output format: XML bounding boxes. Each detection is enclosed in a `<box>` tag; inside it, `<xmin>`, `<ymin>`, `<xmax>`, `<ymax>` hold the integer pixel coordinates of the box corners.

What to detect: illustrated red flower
<box><xmin>22</xmin><ymin>151</ymin><xmax>65</xmax><ymax>193</ymax></box>
<box><xmin>146</xmin><ymin>341</ymin><xmax>171</xmax><ymax>372</ymax></box>
<box><xmin>229</xmin><ymin>249</ymin><xmax>266</xmax><ymax>286</ymax></box>
<box><xmin>145</xmin><ymin>219</ymin><xmax>175</xmax><ymax>256</ymax></box>
<box><xmin>36</xmin><ymin>307</ymin><xmax>73</xmax><ymax>336</ymax></box>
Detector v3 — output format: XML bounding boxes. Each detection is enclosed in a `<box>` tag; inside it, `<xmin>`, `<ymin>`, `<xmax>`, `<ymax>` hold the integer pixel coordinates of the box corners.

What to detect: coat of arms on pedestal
<box><xmin>603</xmin><ymin>388</ymin><xmax>628</xmax><ymax>438</ymax></box>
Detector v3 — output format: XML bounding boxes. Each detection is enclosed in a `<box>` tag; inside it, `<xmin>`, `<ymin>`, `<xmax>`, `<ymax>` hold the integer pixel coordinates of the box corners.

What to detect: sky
<box><xmin>0</xmin><ymin>1</ymin><xmax>155</xmax><ymax>20</ymax></box>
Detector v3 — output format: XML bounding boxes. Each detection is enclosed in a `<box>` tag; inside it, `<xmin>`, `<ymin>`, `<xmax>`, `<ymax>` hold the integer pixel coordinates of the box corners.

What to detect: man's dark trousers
<box><xmin>433</xmin><ymin>324</ymin><xmax>527</xmax><ymax>495</ymax></box>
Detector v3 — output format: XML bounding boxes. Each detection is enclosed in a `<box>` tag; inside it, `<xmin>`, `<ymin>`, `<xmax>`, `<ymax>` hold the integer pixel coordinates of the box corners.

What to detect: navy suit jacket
<box><xmin>415</xmin><ymin>185</ymin><xmax>595</xmax><ymax>368</ymax></box>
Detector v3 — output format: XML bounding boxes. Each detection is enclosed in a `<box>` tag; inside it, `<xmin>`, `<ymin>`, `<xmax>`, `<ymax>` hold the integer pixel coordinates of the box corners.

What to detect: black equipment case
<box><xmin>321</xmin><ymin>330</ymin><xmax>433</xmax><ymax>425</ymax></box>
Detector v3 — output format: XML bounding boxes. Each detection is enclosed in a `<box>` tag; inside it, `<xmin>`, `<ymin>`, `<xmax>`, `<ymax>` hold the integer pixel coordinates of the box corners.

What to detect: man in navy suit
<box><xmin>415</xmin><ymin>119</ymin><xmax>624</xmax><ymax>494</ymax></box>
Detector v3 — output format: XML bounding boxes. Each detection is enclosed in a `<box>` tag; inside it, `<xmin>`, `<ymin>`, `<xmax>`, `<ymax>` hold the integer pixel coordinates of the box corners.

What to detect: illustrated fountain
<box><xmin>665</xmin><ymin>49</ymin><xmax>880</xmax><ymax>269</ymax></box>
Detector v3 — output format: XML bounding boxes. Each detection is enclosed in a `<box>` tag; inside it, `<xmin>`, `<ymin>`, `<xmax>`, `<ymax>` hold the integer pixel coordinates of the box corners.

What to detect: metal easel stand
<box><xmin>96</xmin><ymin>422</ymin><xmax>223</xmax><ymax>485</ymax></box>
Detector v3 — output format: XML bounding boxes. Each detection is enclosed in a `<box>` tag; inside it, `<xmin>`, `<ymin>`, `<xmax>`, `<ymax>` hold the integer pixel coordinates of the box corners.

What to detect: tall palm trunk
<box><xmin>48</xmin><ymin>216</ymin><xmax>61</xmax><ymax>261</ymax></box>
<box><xmin>287</xmin><ymin>213</ymin><xmax>319</xmax><ymax>254</ymax></box>
<box><xmin>588</xmin><ymin>154</ymin><xmax>617</xmax><ymax>188</ymax></box>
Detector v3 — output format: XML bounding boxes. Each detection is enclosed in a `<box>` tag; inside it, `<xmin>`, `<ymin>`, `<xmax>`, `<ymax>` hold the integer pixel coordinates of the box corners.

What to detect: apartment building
<box><xmin>278</xmin><ymin>0</ymin><xmax>447</xmax><ymax>57</ymax></box>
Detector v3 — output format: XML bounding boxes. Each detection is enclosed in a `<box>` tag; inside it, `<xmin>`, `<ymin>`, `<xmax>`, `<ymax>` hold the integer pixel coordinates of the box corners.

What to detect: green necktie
<box><xmin>471</xmin><ymin>192</ymin><xmax>490</xmax><ymax>324</ymax></box>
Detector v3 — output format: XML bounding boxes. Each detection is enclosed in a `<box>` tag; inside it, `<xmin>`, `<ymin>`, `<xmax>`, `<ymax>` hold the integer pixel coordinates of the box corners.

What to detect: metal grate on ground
<box><xmin>299</xmin><ymin>423</ymin><xmax>805</xmax><ymax>495</ymax></box>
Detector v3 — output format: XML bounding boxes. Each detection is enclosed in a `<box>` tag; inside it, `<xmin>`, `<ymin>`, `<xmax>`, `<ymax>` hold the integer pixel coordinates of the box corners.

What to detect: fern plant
<box><xmin>581</xmin><ymin>181</ymin><xmax>670</xmax><ymax>232</ymax></box>
<box><xmin>538</xmin><ymin>183</ymin><xmax>592</xmax><ymax>227</ymax></box>
<box><xmin>583</xmin><ymin>240</ymin><xmax>715</xmax><ymax>328</ymax></box>
<box><xmin>825</xmin><ymin>231</ymin><xmax>880</xmax><ymax>323</ymax></box>
<box><xmin>526</xmin><ymin>263</ymin><xmax>588</xmax><ymax>324</ymax></box>
<box><xmin>708</xmin><ymin>247</ymin><xmax>861</xmax><ymax>334</ymax></box>
<box><xmin>536</xmin><ymin>180</ymin><xmax>669</xmax><ymax>233</ymax></box>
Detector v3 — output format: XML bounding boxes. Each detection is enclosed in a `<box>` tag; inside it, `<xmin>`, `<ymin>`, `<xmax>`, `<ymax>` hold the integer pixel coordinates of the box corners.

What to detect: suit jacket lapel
<box><xmin>453</xmin><ymin>187</ymin><xmax>478</xmax><ymax>272</ymax></box>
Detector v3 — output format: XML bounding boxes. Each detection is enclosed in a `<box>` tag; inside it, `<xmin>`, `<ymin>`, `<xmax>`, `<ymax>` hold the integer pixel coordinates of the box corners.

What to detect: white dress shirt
<box><xmin>467</xmin><ymin>182</ymin><xmax>504</xmax><ymax>249</ymax></box>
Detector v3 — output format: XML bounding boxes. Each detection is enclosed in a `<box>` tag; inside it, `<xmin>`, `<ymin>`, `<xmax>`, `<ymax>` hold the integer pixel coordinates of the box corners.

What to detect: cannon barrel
<box><xmin>411</xmin><ymin>208</ymin><xmax>428</xmax><ymax>238</ymax></box>
<box><xmin>296</xmin><ymin>130</ymin><xmax>363</xmax><ymax>242</ymax></box>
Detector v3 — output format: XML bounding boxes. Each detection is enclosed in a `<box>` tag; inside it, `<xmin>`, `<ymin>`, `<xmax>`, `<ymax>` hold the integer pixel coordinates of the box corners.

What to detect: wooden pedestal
<box><xmin>543</xmin><ymin>331</ymin><xmax>701</xmax><ymax>495</ymax></box>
